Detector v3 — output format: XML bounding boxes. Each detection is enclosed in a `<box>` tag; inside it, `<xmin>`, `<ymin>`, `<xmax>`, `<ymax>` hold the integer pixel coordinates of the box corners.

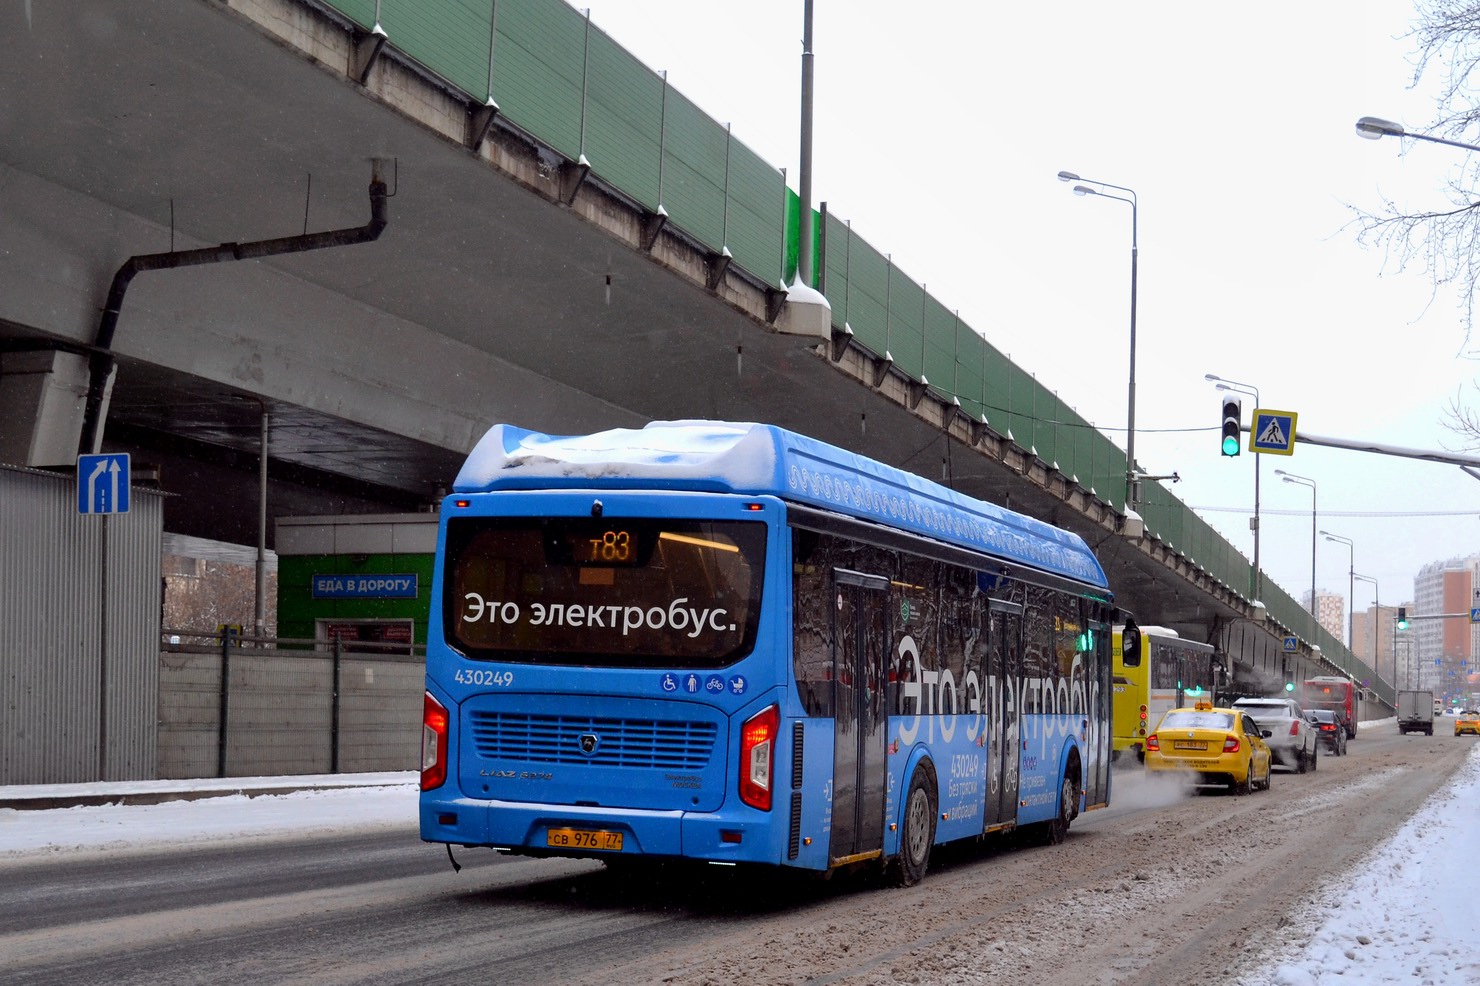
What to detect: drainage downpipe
<box><xmin>78</xmin><ymin>169</ymin><xmax>390</xmax><ymax>455</ymax></box>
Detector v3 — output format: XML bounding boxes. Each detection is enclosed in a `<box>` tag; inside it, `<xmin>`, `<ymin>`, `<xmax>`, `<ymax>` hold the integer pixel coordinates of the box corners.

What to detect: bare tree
<box><xmin>162</xmin><ymin>556</ymin><xmax>277</xmax><ymax>638</ymax></box>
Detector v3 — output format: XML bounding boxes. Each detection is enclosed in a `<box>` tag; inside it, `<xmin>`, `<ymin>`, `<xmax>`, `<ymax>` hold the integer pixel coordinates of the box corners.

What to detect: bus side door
<box><xmin>985</xmin><ymin>599</ymin><xmax>1023</xmax><ymax>830</ymax></box>
<box><xmin>830</xmin><ymin>568</ymin><xmax>890</xmax><ymax>864</ymax></box>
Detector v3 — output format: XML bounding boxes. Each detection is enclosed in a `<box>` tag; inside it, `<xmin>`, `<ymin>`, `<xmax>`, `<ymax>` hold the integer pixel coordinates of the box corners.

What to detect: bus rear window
<box><xmin>443</xmin><ymin>517</ymin><xmax>766</xmax><ymax>668</ymax></box>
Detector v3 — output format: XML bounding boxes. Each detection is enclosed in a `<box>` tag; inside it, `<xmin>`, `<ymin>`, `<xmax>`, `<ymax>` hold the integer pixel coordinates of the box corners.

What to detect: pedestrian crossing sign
<box><xmin>1249</xmin><ymin>408</ymin><xmax>1297</xmax><ymax>455</ymax></box>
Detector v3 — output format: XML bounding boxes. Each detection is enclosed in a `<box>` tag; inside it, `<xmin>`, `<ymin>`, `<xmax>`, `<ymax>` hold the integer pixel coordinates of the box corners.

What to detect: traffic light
<box><xmin>1397</xmin><ymin>607</ymin><xmax>1409</xmax><ymax>630</ymax></box>
<box><xmin>1284</xmin><ymin>681</ymin><xmax>1295</xmax><ymax>693</ymax></box>
<box><xmin>1221</xmin><ymin>396</ymin><xmax>1242</xmax><ymax>456</ymax></box>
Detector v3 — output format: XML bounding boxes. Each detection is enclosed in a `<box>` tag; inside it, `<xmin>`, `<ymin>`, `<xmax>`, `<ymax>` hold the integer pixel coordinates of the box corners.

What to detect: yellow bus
<box><xmin>1112</xmin><ymin>625</ymin><xmax>1218</xmax><ymax>762</ymax></box>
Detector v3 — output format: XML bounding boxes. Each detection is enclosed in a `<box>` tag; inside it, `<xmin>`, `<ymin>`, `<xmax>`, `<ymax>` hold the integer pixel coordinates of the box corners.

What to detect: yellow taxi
<box><xmin>1144</xmin><ymin>702</ymin><xmax>1273</xmax><ymax>794</ymax></box>
<box><xmin>1455</xmin><ymin>710</ymin><xmax>1480</xmax><ymax>736</ymax></box>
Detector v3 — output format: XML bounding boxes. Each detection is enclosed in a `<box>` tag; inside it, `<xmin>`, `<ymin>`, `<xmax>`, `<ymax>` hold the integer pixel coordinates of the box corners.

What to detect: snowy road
<box><xmin>1</xmin><ymin>723</ymin><xmax>1476</xmax><ymax>985</ymax></box>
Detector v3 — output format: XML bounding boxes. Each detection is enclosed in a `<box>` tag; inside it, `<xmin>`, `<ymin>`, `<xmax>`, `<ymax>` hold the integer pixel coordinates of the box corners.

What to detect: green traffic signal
<box><xmin>1284</xmin><ymin>681</ymin><xmax>1295</xmax><ymax>692</ymax></box>
<box><xmin>1397</xmin><ymin>607</ymin><xmax>1409</xmax><ymax>630</ymax></box>
<box><xmin>1220</xmin><ymin>396</ymin><xmax>1242</xmax><ymax>457</ymax></box>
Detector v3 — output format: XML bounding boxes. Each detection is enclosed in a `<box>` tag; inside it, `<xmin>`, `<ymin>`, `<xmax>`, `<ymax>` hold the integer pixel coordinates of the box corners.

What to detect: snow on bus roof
<box><xmin>458</xmin><ymin>420</ymin><xmax>774</xmax><ymax>489</ymax></box>
<box><xmin>454</xmin><ymin>420</ymin><xmax>1108</xmax><ymax>589</ymax></box>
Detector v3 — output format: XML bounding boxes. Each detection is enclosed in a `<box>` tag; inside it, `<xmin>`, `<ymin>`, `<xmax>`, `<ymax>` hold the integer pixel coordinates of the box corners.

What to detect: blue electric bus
<box><xmin>420</xmin><ymin>421</ymin><xmax>1119</xmax><ymax>884</ymax></box>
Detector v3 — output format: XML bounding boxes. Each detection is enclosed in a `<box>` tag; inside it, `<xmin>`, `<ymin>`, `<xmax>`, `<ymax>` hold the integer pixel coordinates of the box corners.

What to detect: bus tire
<box><xmin>892</xmin><ymin>763</ymin><xmax>936</xmax><ymax>888</ymax></box>
<box><xmin>1042</xmin><ymin>772</ymin><xmax>1077</xmax><ymax>845</ymax></box>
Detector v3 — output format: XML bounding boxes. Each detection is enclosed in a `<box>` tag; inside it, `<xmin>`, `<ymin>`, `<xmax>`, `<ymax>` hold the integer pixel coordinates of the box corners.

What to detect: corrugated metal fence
<box><xmin>0</xmin><ymin>466</ymin><xmax>161</xmax><ymax>784</ymax></box>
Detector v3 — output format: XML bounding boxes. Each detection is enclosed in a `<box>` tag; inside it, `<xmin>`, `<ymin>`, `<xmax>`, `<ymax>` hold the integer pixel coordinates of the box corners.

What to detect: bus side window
<box><xmin>791</xmin><ymin>529</ymin><xmax>833</xmax><ymax>717</ymax></box>
<box><xmin>1020</xmin><ymin>587</ymin><xmax>1055</xmax><ymax>713</ymax></box>
<box><xmin>1151</xmin><ymin>646</ymin><xmax>1178</xmax><ymax>690</ymax></box>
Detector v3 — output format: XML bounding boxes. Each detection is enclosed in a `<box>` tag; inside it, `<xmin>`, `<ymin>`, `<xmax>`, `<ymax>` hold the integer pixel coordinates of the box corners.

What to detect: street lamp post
<box><xmin>1322</xmin><ymin>530</ymin><xmax>1355</xmax><ymax>656</ymax></box>
<box><xmin>1354</xmin><ymin>572</ymin><xmax>1379</xmax><ymax>667</ymax></box>
<box><xmin>1355</xmin><ymin>116</ymin><xmax>1480</xmax><ymax>154</ymax></box>
<box><xmin>1058</xmin><ymin>170</ymin><xmax>1138</xmax><ymax>509</ymax></box>
<box><xmin>1206</xmin><ymin>374</ymin><xmax>1262</xmax><ymax>600</ymax></box>
<box><xmin>1392</xmin><ymin>609</ymin><xmax>1407</xmax><ymax>689</ymax></box>
<box><xmin>797</xmin><ymin>0</ymin><xmax>816</xmax><ymax>287</ymax></box>
<box><xmin>1275</xmin><ymin>469</ymin><xmax>1317</xmax><ymax>614</ymax></box>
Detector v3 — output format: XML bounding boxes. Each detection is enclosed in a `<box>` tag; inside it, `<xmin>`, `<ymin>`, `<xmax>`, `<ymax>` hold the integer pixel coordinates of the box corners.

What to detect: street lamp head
<box><xmin>1355</xmin><ymin>115</ymin><xmax>1404</xmax><ymax>140</ymax></box>
<box><xmin>1059</xmin><ymin>169</ymin><xmax>1139</xmax><ymax>513</ymax></box>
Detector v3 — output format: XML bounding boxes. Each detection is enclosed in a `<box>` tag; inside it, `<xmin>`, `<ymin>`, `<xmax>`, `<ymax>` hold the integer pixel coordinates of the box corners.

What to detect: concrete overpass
<box><xmin>0</xmin><ymin>0</ymin><xmax>1381</xmax><ymax>702</ymax></box>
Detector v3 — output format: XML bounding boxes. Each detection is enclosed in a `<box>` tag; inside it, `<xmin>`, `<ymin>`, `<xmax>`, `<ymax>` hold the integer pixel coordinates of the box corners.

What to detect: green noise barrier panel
<box><xmin>886</xmin><ymin>266</ymin><xmax>925</xmax><ymax>383</ymax></box>
<box><xmin>583</xmin><ymin>34</ymin><xmax>665</xmax><ymax>211</ymax></box>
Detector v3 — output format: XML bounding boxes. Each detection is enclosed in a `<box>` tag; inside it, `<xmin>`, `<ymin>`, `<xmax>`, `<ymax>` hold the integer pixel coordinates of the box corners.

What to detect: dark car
<box><xmin>1306</xmin><ymin>709</ymin><xmax>1347</xmax><ymax>756</ymax></box>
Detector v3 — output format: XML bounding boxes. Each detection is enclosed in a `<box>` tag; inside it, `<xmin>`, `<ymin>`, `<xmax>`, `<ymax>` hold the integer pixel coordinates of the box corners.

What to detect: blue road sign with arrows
<box><xmin>77</xmin><ymin>453</ymin><xmax>130</xmax><ymax>514</ymax></box>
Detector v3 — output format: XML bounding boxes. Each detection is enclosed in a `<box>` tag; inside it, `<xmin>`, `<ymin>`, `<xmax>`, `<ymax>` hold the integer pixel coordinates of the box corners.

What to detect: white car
<box><xmin>1231</xmin><ymin>697</ymin><xmax>1318</xmax><ymax>773</ymax></box>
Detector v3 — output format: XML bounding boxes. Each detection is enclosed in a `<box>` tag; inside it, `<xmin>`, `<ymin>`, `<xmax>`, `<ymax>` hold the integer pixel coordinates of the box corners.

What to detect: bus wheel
<box><xmin>892</xmin><ymin>764</ymin><xmax>936</xmax><ymax>887</ymax></box>
<box><xmin>1041</xmin><ymin>773</ymin><xmax>1077</xmax><ymax>845</ymax></box>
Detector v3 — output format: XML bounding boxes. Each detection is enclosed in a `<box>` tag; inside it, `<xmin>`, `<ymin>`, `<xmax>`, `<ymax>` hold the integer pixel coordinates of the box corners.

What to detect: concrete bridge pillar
<box><xmin>0</xmin><ymin>348</ymin><xmax>100</xmax><ymax>467</ymax></box>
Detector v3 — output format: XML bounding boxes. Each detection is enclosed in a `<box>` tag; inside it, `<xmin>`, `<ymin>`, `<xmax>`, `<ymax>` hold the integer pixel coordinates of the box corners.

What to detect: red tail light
<box><xmin>1145</xmin><ymin>734</ymin><xmax>1160</xmax><ymax>752</ymax></box>
<box><xmin>421</xmin><ymin>691</ymin><xmax>449</xmax><ymax>791</ymax></box>
<box><xmin>1139</xmin><ymin>705</ymin><xmax>1148</xmax><ymax>722</ymax></box>
<box><xmin>1223</xmin><ymin>736</ymin><xmax>1241</xmax><ymax>753</ymax></box>
<box><xmin>1288</xmin><ymin>722</ymin><xmax>1301</xmax><ymax>736</ymax></box>
<box><xmin>739</xmin><ymin>705</ymin><xmax>779</xmax><ymax>810</ymax></box>
<box><xmin>1321</xmin><ymin>723</ymin><xmax>1336</xmax><ymax>732</ymax></box>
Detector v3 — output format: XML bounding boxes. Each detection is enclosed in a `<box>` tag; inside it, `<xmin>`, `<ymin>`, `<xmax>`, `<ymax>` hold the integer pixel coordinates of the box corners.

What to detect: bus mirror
<box><xmin>1120</xmin><ymin>623</ymin><xmax>1140</xmax><ymax>666</ymax></box>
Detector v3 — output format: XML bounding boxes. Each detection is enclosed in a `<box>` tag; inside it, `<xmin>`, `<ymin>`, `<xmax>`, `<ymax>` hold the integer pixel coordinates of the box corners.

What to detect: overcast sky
<box><xmin>578</xmin><ymin>1</ymin><xmax>1480</xmax><ymax>633</ymax></box>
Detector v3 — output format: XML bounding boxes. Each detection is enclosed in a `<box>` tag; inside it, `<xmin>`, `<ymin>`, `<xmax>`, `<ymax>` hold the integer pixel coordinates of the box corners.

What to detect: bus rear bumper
<box><xmin>419</xmin><ymin>795</ymin><xmax>792</xmax><ymax>866</ymax></box>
